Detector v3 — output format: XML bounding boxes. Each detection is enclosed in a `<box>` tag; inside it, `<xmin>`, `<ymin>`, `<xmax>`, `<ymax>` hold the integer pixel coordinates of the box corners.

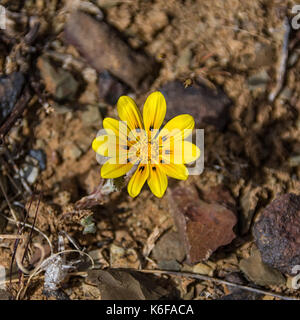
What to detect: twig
<box><xmin>16</xmin><ymin>242</ymin><xmax>45</xmax><ymax>275</ymax></box>
<box><xmin>139</xmin><ymin>269</ymin><xmax>299</xmax><ymax>301</ymax></box>
<box><xmin>0</xmin><ymin>213</ymin><xmax>53</xmax><ymax>254</ymax></box>
<box><xmin>143</xmin><ymin>226</ymin><xmax>160</xmax><ymax>257</ymax></box>
<box><xmin>0</xmin><ymin>274</ymin><xmax>44</xmax><ymax>287</ymax></box>
<box><xmin>21</xmin><ymin>192</ymin><xmax>42</xmax><ymax>266</ymax></box>
<box><xmin>9</xmin><ymin>193</ymin><xmax>35</xmax><ymax>285</ymax></box>
<box><xmin>0</xmin><ymin>234</ymin><xmax>25</xmax><ymax>240</ymax></box>
<box><xmin>268</xmin><ymin>17</ymin><xmax>290</xmax><ymax>102</ymax></box>
<box><xmin>59</xmin><ymin>231</ymin><xmax>82</xmax><ymax>251</ymax></box>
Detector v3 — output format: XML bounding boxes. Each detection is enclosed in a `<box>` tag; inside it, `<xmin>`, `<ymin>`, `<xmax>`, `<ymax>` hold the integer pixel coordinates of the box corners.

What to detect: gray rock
<box><xmin>157</xmin><ymin>260</ymin><xmax>182</xmax><ymax>271</ymax></box>
<box><xmin>29</xmin><ymin>149</ymin><xmax>47</xmax><ymax>171</ymax></box>
<box><xmin>239</xmin><ymin>247</ymin><xmax>285</xmax><ymax>286</ymax></box>
<box><xmin>0</xmin><ymin>72</ymin><xmax>25</xmax><ymax>126</ymax></box>
<box><xmin>152</xmin><ymin>231</ymin><xmax>186</xmax><ymax>263</ymax></box>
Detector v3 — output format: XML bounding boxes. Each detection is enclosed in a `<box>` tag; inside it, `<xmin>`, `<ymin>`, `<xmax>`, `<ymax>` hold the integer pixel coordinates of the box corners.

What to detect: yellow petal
<box><xmin>92</xmin><ymin>134</ymin><xmax>132</xmax><ymax>159</ymax></box>
<box><xmin>162</xmin><ymin>141</ymin><xmax>200</xmax><ymax>164</ymax></box>
<box><xmin>103</xmin><ymin>117</ymin><xmax>128</xmax><ymax>141</ymax></box>
<box><xmin>182</xmin><ymin>142</ymin><xmax>200</xmax><ymax>163</ymax></box>
<box><xmin>147</xmin><ymin>165</ymin><xmax>168</xmax><ymax>198</ymax></box>
<box><xmin>92</xmin><ymin>135</ymin><xmax>108</xmax><ymax>156</ymax></box>
<box><xmin>127</xmin><ymin>164</ymin><xmax>149</xmax><ymax>197</ymax></box>
<box><xmin>117</xmin><ymin>96</ymin><xmax>143</xmax><ymax>131</ymax></box>
<box><xmin>160</xmin><ymin>163</ymin><xmax>188</xmax><ymax>180</ymax></box>
<box><xmin>101</xmin><ymin>159</ymin><xmax>133</xmax><ymax>179</ymax></box>
<box><xmin>143</xmin><ymin>91</ymin><xmax>166</xmax><ymax>132</ymax></box>
<box><xmin>159</xmin><ymin>114</ymin><xmax>195</xmax><ymax>142</ymax></box>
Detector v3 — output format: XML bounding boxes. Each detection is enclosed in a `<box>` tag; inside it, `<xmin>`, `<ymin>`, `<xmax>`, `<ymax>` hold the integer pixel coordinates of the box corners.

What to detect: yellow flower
<box><xmin>92</xmin><ymin>91</ymin><xmax>200</xmax><ymax>198</ymax></box>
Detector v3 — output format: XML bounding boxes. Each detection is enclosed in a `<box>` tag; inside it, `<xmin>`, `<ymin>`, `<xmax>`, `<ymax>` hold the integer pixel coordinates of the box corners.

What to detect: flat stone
<box><xmin>192</xmin><ymin>262</ymin><xmax>214</xmax><ymax>276</ymax></box>
<box><xmin>157</xmin><ymin>260</ymin><xmax>182</xmax><ymax>271</ymax></box>
<box><xmin>160</xmin><ymin>80</ymin><xmax>231</xmax><ymax>130</ymax></box>
<box><xmin>253</xmin><ymin>193</ymin><xmax>300</xmax><ymax>275</ymax></box>
<box><xmin>64</xmin><ymin>11</ymin><xmax>159</xmax><ymax>92</ymax></box>
<box><xmin>169</xmin><ymin>184</ymin><xmax>237</xmax><ymax>264</ymax></box>
<box><xmin>152</xmin><ymin>231</ymin><xmax>186</xmax><ymax>263</ymax></box>
<box><xmin>239</xmin><ymin>247</ymin><xmax>285</xmax><ymax>286</ymax></box>
<box><xmin>37</xmin><ymin>56</ymin><xmax>79</xmax><ymax>100</ymax></box>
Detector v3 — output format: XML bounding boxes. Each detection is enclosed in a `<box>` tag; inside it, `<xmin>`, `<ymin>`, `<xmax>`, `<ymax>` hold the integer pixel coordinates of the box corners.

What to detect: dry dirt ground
<box><xmin>0</xmin><ymin>0</ymin><xmax>299</xmax><ymax>300</ymax></box>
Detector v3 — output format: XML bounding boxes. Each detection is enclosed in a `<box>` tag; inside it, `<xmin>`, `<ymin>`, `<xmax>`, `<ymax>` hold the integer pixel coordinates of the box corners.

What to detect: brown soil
<box><xmin>0</xmin><ymin>0</ymin><xmax>299</xmax><ymax>300</ymax></box>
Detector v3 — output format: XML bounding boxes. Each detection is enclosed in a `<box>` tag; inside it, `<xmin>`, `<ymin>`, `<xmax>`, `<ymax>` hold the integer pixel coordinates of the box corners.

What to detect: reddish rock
<box><xmin>253</xmin><ymin>193</ymin><xmax>300</xmax><ymax>275</ymax></box>
<box><xmin>169</xmin><ymin>184</ymin><xmax>237</xmax><ymax>264</ymax></box>
<box><xmin>64</xmin><ymin>11</ymin><xmax>159</xmax><ymax>92</ymax></box>
<box><xmin>160</xmin><ymin>80</ymin><xmax>231</xmax><ymax>130</ymax></box>
<box><xmin>202</xmin><ymin>185</ymin><xmax>236</xmax><ymax>212</ymax></box>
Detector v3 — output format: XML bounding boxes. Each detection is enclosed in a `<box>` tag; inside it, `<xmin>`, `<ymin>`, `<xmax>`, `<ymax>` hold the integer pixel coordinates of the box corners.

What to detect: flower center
<box><xmin>132</xmin><ymin>136</ymin><xmax>159</xmax><ymax>164</ymax></box>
